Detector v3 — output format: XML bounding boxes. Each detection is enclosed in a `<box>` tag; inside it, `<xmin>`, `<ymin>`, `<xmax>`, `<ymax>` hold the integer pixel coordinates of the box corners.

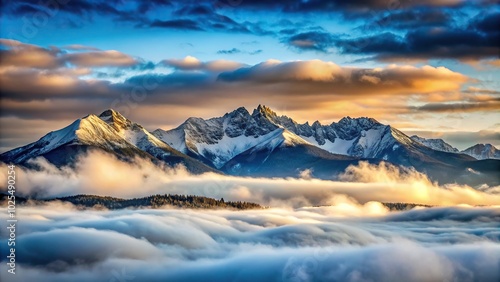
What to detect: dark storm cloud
<box><xmin>2</xmin><ymin>0</ymin><xmax>471</xmax><ymax>21</ymax></box>
<box><xmin>277</xmin><ymin>10</ymin><xmax>498</xmax><ymax>61</ymax></box>
<box><xmin>148</xmin><ymin>3</ymin><xmax>268</xmax><ymax>35</ymax></box>
<box><xmin>136</xmin><ymin>0</ymin><xmax>172</xmax><ymax>13</ymax></box>
<box><xmin>5</xmin><ymin>0</ymin><xmax>131</xmax><ymax>18</ymax></box>
<box><xmin>3</xmin><ymin>0</ymin><xmax>269</xmax><ymax>35</ymax></box>
<box><xmin>10</xmin><ymin>3</ymin><xmax>43</xmax><ymax>15</ymax></box>
<box><xmin>145</xmin><ymin>10</ymin><xmax>267</xmax><ymax>35</ymax></box>
<box><xmin>470</xmin><ymin>11</ymin><xmax>500</xmax><ymax>33</ymax></box>
<box><xmin>149</xmin><ymin>19</ymin><xmax>203</xmax><ymax>30</ymax></box>
<box><xmin>174</xmin><ymin>4</ymin><xmax>213</xmax><ymax>16</ymax></box>
<box><xmin>2</xmin><ymin>0</ymin><xmax>495</xmax><ymax>35</ymax></box>
<box><xmin>4</xmin><ymin>0</ymin><xmax>144</xmax><ymax>26</ymax></box>
<box><xmin>231</xmin><ymin>0</ymin><xmax>466</xmax><ymax>12</ymax></box>
<box><xmin>360</xmin><ymin>9</ymin><xmax>456</xmax><ymax>31</ymax></box>
<box><xmin>334</xmin><ymin>12</ymin><xmax>500</xmax><ymax>61</ymax></box>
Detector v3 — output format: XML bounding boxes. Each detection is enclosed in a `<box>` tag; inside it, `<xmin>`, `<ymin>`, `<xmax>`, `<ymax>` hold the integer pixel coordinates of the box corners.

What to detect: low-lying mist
<box><xmin>1</xmin><ymin>151</ymin><xmax>499</xmax><ymax>207</ymax></box>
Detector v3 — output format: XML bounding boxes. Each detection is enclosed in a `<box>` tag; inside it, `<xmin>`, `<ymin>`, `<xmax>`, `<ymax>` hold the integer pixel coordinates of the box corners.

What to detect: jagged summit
<box><xmin>229</xmin><ymin>106</ymin><xmax>250</xmax><ymax>115</ymax></box>
<box><xmin>154</xmin><ymin>105</ymin><xmax>390</xmax><ymax>166</ymax></box>
<box><xmin>98</xmin><ymin>109</ymin><xmax>119</xmax><ymax>117</ymax></box>
<box><xmin>252</xmin><ymin>104</ymin><xmax>278</xmax><ymax>117</ymax></box>
<box><xmin>337</xmin><ymin>116</ymin><xmax>380</xmax><ymax>126</ymax></box>
<box><xmin>461</xmin><ymin>143</ymin><xmax>499</xmax><ymax>160</ymax></box>
<box><xmin>98</xmin><ymin>109</ymin><xmax>138</xmax><ymax>131</ymax></box>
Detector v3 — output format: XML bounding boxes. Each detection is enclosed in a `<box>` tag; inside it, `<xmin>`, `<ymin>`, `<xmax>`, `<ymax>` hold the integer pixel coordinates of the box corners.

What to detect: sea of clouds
<box><xmin>0</xmin><ymin>151</ymin><xmax>499</xmax><ymax>281</ymax></box>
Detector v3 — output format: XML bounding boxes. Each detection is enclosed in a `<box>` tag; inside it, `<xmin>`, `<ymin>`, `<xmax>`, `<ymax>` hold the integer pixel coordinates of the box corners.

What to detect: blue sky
<box><xmin>0</xmin><ymin>0</ymin><xmax>499</xmax><ymax>151</ymax></box>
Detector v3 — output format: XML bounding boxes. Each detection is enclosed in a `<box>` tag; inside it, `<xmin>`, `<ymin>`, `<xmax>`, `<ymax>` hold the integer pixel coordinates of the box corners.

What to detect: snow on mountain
<box><xmin>410</xmin><ymin>135</ymin><xmax>459</xmax><ymax>153</ymax></box>
<box><xmin>153</xmin><ymin>105</ymin><xmax>482</xmax><ymax>177</ymax></box>
<box><xmin>0</xmin><ymin>114</ymin><xmax>134</xmax><ymax>163</ymax></box>
<box><xmin>153</xmin><ymin>105</ymin><xmax>475</xmax><ymax>169</ymax></box>
<box><xmin>98</xmin><ymin>109</ymin><xmax>178</xmax><ymax>160</ymax></box>
<box><xmin>0</xmin><ymin>110</ymin><xmax>217</xmax><ymax>173</ymax></box>
<box><xmin>153</xmin><ymin>106</ymin><xmax>311</xmax><ymax>168</ymax></box>
<box><xmin>461</xmin><ymin>144</ymin><xmax>500</xmax><ymax>160</ymax></box>
<box><xmin>249</xmin><ymin>105</ymin><xmax>399</xmax><ymax>159</ymax></box>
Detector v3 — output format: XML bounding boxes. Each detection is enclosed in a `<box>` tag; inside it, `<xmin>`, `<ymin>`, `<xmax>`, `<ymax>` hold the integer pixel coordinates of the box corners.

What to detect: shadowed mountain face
<box><xmin>1</xmin><ymin>106</ymin><xmax>498</xmax><ymax>185</ymax></box>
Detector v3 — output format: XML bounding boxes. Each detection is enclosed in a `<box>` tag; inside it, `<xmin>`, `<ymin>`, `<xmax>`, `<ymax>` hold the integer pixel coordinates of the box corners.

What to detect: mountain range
<box><xmin>410</xmin><ymin>135</ymin><xmax>499</xmax><ymax>160</ymax></box>
<box><xmin>1</xmin><ymin>105</ymin><xmax>498</xmax><ymax>186</ymax></box>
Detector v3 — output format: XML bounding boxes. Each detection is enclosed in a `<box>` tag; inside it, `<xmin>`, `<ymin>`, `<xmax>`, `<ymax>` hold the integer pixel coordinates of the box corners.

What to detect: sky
<box><xmin>0</xmin><ymin>0</ymin><xmax>499</xmax><ymax>152</ymax></box>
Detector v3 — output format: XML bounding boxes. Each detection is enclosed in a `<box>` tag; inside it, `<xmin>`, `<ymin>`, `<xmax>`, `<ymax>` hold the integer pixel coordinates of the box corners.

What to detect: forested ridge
<box><xmin>0</xmin><ymin>193</ymin><xmax>263</xmax><ymax>210</ymax></box>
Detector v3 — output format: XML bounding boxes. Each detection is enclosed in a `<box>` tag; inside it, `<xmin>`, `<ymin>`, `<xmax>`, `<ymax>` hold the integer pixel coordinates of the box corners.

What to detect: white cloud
<box><xmin>0</xmin><ymin>201</ymin><xmax>498</xmax><ymax>282</ymax></box>
<box><xmin>1</xmin><ymin>151</ymin><xmax>499</xmax><ymax>206</ymax></box>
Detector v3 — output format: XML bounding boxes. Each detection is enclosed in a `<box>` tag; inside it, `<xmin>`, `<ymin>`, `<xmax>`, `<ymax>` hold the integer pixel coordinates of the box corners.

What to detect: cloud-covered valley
<box><xmin>0</xmin><ymin>200</ymin><xmax>499</xmax><ymax>282</ymax></box>
<box><xmin>1</xmin><ymin>151</ymin><xmax>499</xmax><ymax>282</ymax></box>
<box><xmin>1</xmin><ymin>151</ymin><xmax>499</xmax><ymax>207</ymax></box>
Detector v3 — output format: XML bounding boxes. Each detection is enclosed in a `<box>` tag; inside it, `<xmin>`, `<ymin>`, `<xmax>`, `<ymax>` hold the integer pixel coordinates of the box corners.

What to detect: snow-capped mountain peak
<box><xmin>75</xmin><ymin>114</ymin><xmax>130</xmax><ymax>145</ymax></box>
<box><xmin>98</xmin><ymin>109</ymin><xmax>168</xmax><ymax>150</ymax></box>
<box><xmin>154</xmin><ymin>106</ymin><xmax>288</xmax><ymax>168</ymax></box>
<box><xmin>0</xmin><ymin>109</ymin><xmax>217</xmax><ymax>173</ymax></box>
<box><xmin>410</xmin><ymin>135</ymin><xmax>459</xmax><ymax>153</ymax></box>
<box><xmin>461</xmin><ymin>144</ymin><xmax>499</xmax><ymax>160</ymax></box>
<box><xmin>153</xmin><ymin>105</ymin><xmax>399</xmax><ymax>167</ymax></box>
<box><xmin>252</xmin><ymin>104</ymin><xmax>278</xmax><ymax>118</ymax></box>
<box><xmin>0</xmin><ymin>113</ymin><xmax>133</xmax><ymax>164</ymax></box>
<box><xmin>98</xmin><ymin>109</ymin><xmax>135</xmax><ymax>131</ymax></box>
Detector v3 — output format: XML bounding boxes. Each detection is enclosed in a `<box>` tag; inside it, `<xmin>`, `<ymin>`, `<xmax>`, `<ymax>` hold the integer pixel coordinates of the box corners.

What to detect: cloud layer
<box><xmin>1</xmin><ymin>151</ymin><xmax>499</xmax><ymax>207</ymax></box>
<box><xmin>0</xmin><ymin>199</ymin><xmax>499</xmax><ymax>281</ymax></box>
<box><xmin>1</xmin><ymin>150</ymin><xmax>499</xmax><ymax>281</ymax></box>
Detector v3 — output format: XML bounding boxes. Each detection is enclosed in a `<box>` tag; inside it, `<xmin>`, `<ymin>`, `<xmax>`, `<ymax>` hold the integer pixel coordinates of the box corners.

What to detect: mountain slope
<box><xmin>0</xmin><ymin>110</ymin><xmax>216</xmax><ymax>174</ymax></box>
<box><xmin>410</xmin><ymin>135</ymin><xmax>459</xmax><ymax>153</ymax></box>
<box><xmin>0</xmin><ymin>114</ymin><xmax>146</xmax><ymax>165</ymax></box>
<box><xmin>252</xmin><ymin>105</ymin><xmax>475</xmax><ymax>169</ymax></box>
<box><xmin>222</xmin><ymin>133</ymin><xmax>366</xmax><ymax>179</ymax></box>
<box><xmin>461</xmin><ymin>144</ymin><xmax>500</xmax><ymax>160</ymax></box>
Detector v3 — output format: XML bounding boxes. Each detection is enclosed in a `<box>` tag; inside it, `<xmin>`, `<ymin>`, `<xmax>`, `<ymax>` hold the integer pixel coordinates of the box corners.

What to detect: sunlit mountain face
<box><xmin>1</xmin><ymin>1</ymin><xmax>499</xmax><ymax>281</ymax></box>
